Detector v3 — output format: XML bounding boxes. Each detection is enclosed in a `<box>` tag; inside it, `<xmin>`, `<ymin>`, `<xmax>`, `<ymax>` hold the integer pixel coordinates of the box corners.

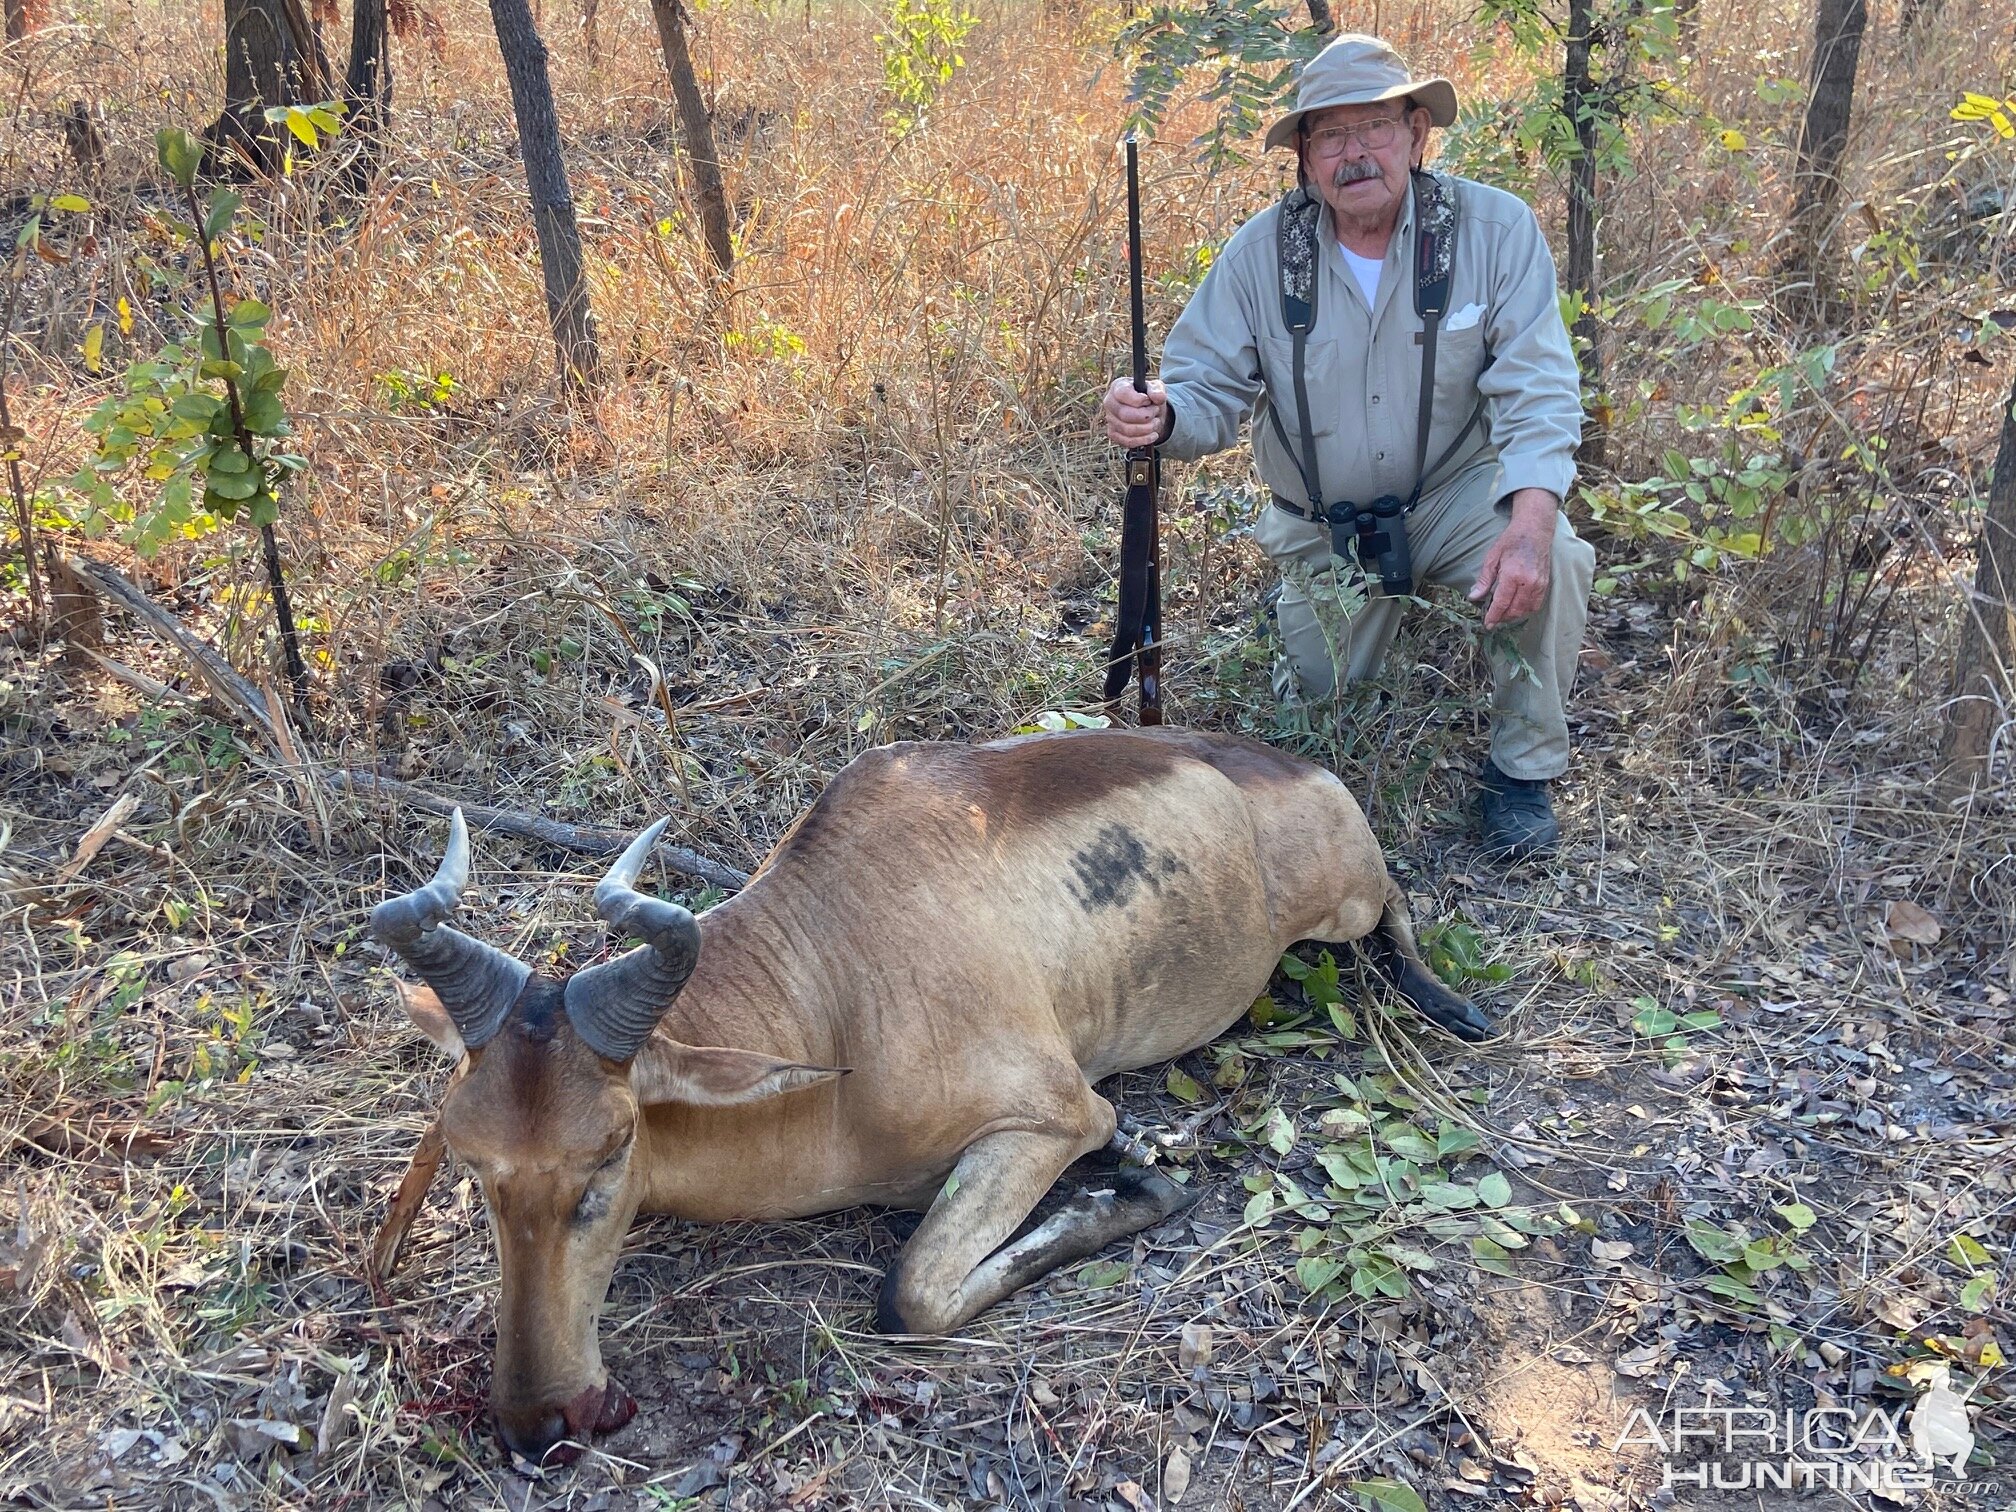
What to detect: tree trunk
<box><xmin>346</xmin><ymin>0</ymin><xmax>392</xmax><ymax>115</ymax></box>
<box><xmin>3</xmin><ymin>0</ymin><xmax>50</xmax><ymax>43</ymax></box>
<box><xmin>1303</xmin><ymin>0</ymin><xmax>1335</xmax><ymax>34</ymax></box>
<box><xmin>339</xmin><ymin>0</ymin><xmax>393</xmax><ymax>194</ymax></box>
<box><xmin>1786</xmin><ymin>0</ymin><xmax>1867</xmax><ymax>278</ymax></box>
<box><xmin>215</xmin><ymin>0</ymin><xmax>333</xmax><ymax>173</ymax></box>
<box><xmin>1563</xmin><ymin>0</ymin><xmax>1606</xmax><ymax>469</ymax></box>
<box><xmin>487</xmin><ymin>0</ymin><xmax>603</xmax><ymax>390</ymax></box>
<box><xmin>1900</xmin><ymin>0</ymin><xmax>1943</xmax><ymax>41</ymax></box>
<box><xmin>1942</xmin><ymin>374</ymin><xmax>2016</xmax><ymax>794</ymax></box>
<box><xmin>646</xmin><ymin>0</ymin><xmax>735</xmax><ymax>279</ymax></box>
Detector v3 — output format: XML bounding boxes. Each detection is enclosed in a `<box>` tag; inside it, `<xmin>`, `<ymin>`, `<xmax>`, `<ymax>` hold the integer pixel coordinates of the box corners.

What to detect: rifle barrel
<box><xmin>1125</xmin><ymin>132</ymin><xmax>1148</xmax><ymax>395</ymax></box>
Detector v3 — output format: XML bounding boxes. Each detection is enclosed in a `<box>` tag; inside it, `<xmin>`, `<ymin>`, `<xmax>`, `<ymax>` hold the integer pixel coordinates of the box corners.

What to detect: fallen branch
<box><xmin>76</xmin><ymin>646</ymin><xmax>200</xmax><ymax>707</ymax></box>
<box><xmin>54</xmin><ymin>793</ymin><xmax>140</xmax><ymax>883</ymax></box>
<box><xmin>65</xmin><ymin>554</ymin><xmax>269</xmax><ymax>732</ymax></box>
<box><xmin>328</xmin><ymin>770</ymin><xmax>749</xmax><ymax>889</ymax></box>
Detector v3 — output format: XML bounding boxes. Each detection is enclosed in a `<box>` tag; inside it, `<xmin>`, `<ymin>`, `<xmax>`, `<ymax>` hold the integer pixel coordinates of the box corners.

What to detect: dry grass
<box><xmin>2</xmin><ymin>0</ymin><xmax>2015</xmax><ymax>1507</ymax></box>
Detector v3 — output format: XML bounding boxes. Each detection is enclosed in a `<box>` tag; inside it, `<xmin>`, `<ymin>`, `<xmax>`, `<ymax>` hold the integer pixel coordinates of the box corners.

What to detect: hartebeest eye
<box><xmin>572</xmin><ymin>1140</ymin><xmax>633</xmax><ymax>1227</ymax></box>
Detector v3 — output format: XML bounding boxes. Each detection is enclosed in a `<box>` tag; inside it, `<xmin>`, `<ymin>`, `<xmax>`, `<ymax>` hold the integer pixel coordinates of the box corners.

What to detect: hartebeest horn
<box><xmin>563</xmin><ymin>818</ymin><xmax>702</xmax><ymax>1061</ymax></box>
<box><xmin>371</xmin><ymin>809</ymin><xmax>530</xmax><ymax>1050</ymax></box>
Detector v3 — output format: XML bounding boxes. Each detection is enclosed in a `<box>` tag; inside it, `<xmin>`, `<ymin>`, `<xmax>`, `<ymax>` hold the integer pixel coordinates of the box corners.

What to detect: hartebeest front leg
<box><xmin>942</xmin><ymin>1165</ymin><xmax>1195</xmax><ymax>1318</ymax></box>
<box><xmin>876</xmin><ymin>1096</ymin><xmax>1193</xmax><ymax>1334</ymax></box>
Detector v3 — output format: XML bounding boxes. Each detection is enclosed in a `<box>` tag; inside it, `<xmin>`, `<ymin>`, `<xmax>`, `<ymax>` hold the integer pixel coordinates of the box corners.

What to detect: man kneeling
<box><xmin>1103</xmin><ymin>33</ymin><xmax>1595</xmax><ymax>863</ymax></box>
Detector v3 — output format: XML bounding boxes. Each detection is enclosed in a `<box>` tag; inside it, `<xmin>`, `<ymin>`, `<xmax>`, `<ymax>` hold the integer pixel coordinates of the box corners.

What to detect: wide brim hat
<box><xmin>1262</xmin><ymin>33</ymin><xmax>1459</xmax><ymax>152</ymax></box>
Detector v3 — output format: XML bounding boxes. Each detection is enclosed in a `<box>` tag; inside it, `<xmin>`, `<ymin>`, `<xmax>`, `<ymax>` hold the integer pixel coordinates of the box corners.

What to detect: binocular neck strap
<box><xmin>1271</xmin><ymin>187</ymin><xmax>1326</xmax><ymax>513</ymax></box>
<box><xmin>1410</xmin><ymin>169</ymin><xmax>1456</xmax><ymax>510</ymax></box>
<box><xmin>1269</xmin><ymin>175</ymin><xmax>1482</xmax><ymax>521</ymax></box>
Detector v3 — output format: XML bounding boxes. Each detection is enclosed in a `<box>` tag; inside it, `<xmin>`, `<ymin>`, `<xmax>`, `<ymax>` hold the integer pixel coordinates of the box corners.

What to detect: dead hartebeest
<box><xmin>372</xmin><ymin>727</ymin><xmax>1489</xmax><ymax>1463</ymax></box>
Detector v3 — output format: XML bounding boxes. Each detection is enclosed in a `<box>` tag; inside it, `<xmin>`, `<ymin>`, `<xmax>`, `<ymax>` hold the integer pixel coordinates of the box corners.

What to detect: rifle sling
<box><xmin>1103</xmin><ymin>452</ymin><xmax>1160</xmax><ymax>704</ymax></box>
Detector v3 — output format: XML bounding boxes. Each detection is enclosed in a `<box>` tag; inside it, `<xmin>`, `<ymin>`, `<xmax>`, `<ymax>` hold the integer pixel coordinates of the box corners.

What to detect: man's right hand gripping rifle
<box><xmin>1104</xmin><ymin>377</ymin><xmax>1171</xmax><ymax>453</ymax></box>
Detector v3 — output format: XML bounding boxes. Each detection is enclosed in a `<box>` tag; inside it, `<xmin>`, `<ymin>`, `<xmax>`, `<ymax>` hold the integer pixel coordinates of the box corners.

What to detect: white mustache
<box><xmin>1332</xmin><ymin>160</ymin><xmax>1382</xmax><ymax>188</ymax></box>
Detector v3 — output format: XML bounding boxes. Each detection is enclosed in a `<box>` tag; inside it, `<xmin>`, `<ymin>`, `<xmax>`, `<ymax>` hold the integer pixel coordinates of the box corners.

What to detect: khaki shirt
<box><xmin>1161</xmin><ymin>175</ymin><xmax>1582</xmax><ymax>509</ymax></box>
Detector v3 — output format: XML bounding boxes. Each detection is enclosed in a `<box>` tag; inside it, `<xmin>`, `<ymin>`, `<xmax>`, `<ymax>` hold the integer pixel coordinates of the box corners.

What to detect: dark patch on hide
<box><xmin>1066</xmin><ymin>823</ymin><xmax>1185</xmax><ymax>913</ymax></box>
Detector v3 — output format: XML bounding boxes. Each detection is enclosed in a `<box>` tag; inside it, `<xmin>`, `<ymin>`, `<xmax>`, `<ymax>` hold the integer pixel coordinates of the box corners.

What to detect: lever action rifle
<box><xmin>1102</xmin><ymin>131</ymin><xmax>1162</xmax><ymax>725</ymax></box>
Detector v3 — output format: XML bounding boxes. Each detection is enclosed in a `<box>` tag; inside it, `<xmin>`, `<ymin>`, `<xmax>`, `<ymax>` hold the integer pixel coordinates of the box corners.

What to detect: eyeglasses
<box><xmin>1305</xmin><ymin>117</ymin><xmax>1405</xmax><ymax>158</ymax></box>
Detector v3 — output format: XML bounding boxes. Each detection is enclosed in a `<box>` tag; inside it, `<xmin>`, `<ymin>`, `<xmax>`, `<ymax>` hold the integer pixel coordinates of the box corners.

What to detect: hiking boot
<box><xmin>1477</xmin><ymin>760</ymin><xmax>1560</xmax><ymax>863</ymax></box>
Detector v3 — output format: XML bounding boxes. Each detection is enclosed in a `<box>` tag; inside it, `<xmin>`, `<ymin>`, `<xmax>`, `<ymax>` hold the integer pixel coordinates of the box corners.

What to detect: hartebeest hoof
<box><xmin>875</xmin><ymin>1165</ymin><xmax>1200</xmax><ymax>1336</ymax></box>
<box><xmin>1104</xmin><ymin>1164</ymin><xmax>1200</xmax><ymax>1225</ymax></box>
<box><xmin>1374</xmin><ymin>945</ymin><xmax>1493</xmax><ymax>1043</ymax></box>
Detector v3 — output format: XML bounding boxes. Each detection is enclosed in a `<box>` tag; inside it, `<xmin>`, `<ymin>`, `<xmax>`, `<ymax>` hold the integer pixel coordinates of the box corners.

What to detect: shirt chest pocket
<box><xmin>1258</xmin><ymin>333</ymin><xmax>1346</xmax><ymax>442</ymax></box>
<box><xmin>1429</xmin><ymin>321</ymin><xmax>1489</xmax><ymax>418</ymax></box>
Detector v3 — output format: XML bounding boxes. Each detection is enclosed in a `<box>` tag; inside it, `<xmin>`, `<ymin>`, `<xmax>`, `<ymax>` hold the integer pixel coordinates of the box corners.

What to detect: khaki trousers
<box><xmin>1251</xmin><ymin>463</ymin><xmax>1596</xmax><ymax>781</ymax></box>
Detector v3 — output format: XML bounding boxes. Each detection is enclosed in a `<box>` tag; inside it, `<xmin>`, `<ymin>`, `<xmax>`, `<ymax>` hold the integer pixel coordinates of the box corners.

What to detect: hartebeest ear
<box><xmin>395</xmin><ymin>978</ymin><xmax>466</xmax><ymax>1061</ymax></box>
<box><xmin>629</xmin><ymin>1040</ymin><xmax>848</xmax><ymax>1108</ymax></box>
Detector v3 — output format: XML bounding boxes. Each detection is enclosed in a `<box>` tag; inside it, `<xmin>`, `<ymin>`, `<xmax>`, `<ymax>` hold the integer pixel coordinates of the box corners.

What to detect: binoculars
<box><xmin>1326</xmin><ymin>495</ymin><xmax>1414</xmax><ymax>599</ymax></box>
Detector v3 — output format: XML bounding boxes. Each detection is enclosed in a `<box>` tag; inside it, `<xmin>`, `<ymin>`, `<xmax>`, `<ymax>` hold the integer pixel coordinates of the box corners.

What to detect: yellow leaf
<box><xmin>82</xmin><ymin>324</ymin><xmax>103</xmax><ymax>374</ymax></box>
<box><xmin>116</xmin><ymin>296</ymin><xmax>133</xmax><ymax>335</ymax></box>
<box><xmin>284</xmin><ymin>112</ymin><xmax>318</xmax><ymax>148</ymax></box>
<box><xmin>1952</xmin><ymin>92</ymin><xmax>2016</xmax><ymax>136</ymax></box>
<box><xmin>1719</xmin><ymin>129</ymin><xmax>1747</xmax><ymax>151</ymax></box>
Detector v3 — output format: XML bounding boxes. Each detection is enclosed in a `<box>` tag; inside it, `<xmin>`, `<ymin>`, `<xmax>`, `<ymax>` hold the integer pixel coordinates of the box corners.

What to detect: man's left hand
<box><xmin>1468</xmin><ymin>489</ymin><xmax>1558</xmax><ymax>630</ymax></box>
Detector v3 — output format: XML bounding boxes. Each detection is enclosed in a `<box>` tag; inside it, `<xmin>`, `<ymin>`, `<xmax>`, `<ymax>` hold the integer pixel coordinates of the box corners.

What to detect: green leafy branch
<box><xmin>1239</xmin><ymin>1058</ymin><xmax>1573</xmax><ymax>1303</ymax></box>
<box><xmin>62</xmin><ymin>130</ymin><xmax>313</xmax><ymax>704</ymax></box>
<box><xmin>1582</xmin><ymin>342</ymin><xmax>1839</xmax><ymax>580</ymax></box>
<box><xmin>876</xmin><ymin>0</ymin><xmax>978</xmax><ymax>136</ymax></box>
<box><xmin>1685</xmin><ymin>1202</ymin><xmax>1817</xmax><ymax>1310</ymax></box>
<box><xmin>1115</xmin><ymin>0</ymin><xmax>1323</xmax><ymax>173</ymax></box>
<box><xmin>1223</xmin><ymin>949</ymin><xmax>1574</xmax><ymax>1303</ymax></box>
<box><xmin>1451</xmin><ymin>0</ymin><xmax>1687</xmax><ymax>186</ymax></box>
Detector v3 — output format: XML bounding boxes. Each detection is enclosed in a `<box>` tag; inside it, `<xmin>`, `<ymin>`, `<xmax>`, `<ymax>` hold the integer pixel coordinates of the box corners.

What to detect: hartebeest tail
<box><xmin>372</xmin><ymin>727</ymin><xmax>1489</xmax><ymax>1464</ymax></box>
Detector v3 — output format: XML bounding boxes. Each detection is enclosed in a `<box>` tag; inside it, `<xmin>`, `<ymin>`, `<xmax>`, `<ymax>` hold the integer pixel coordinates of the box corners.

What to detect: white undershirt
<box><xmin>1338</xmin><ymin>244</ymin><xmax>1383</xmax><ymax>310</ymax></box>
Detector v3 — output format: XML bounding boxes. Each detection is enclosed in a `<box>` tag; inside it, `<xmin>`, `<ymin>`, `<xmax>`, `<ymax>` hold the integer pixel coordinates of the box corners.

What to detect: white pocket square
<box><xmin>1444</xmin><ymin>302</ymin><xmax>1486</xmax><ymax>332</ymax></box>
